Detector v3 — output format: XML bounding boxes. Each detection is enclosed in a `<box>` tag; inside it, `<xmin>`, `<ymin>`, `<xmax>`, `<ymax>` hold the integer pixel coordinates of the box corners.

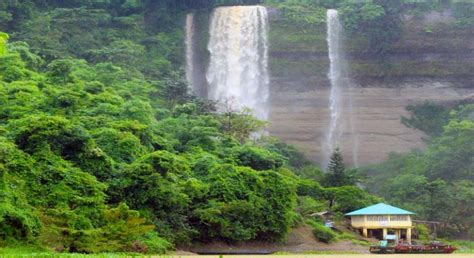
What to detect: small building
<box><xmin>345</xmin><ymin>203</ymin><xmax>415</xmax><ymax>244</ymax></box>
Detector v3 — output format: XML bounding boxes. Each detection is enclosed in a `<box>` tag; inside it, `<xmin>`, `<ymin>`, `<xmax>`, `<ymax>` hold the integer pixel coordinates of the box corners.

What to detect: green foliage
<box><xmin>297</xmin><ymin>179</ymin><xmax>325</xmax><ymax>200</ymax></box>
<box><xmin>7</xmin><ymin>42</ymin><xmax>44</xmax><ymax>70</ymax></box>
<box><xmin>452</xmin><ymin>2</ymin><xmax>474</xmax><ymax>27</ymax></box>
<box><xmin>0</xmin><ymin>137</ymin><xmax>40</xmax><ymax>243</ymax></box>
<box><xmin>445</xmin><ymin>240</ymin><xmax>474</xmax><ymax>254</ymax></box>
<box><xmin>233</xmin><ymin>144</ymin><xmax>287</xmax><ymax>171</ymax></box>
<box><xmin>219</xmin><ymin>107</ymin><xmax>266</xmax><ymax>143</ymax></box>
<box><xmin>0</xmin><ymin>33</ymin><xmax>181</xmax><ymax>252</ymax></box>
<box><xmin>306</xmin><ymin>219</ymin><xmax>337</xmax><ymax>243</ymax></box>
<box><xmin>323</xmin><ymin>147</ymin><xmax>356</xmax><ymax>187</ymax></box>
<box><xmin>69</xmin><ymin>203</ymin><xmax>159</xmax><ymax>253</ymax></box>
<box><xmin>401</xmin><ymin>102</ymin><xmax>450</xmax><ymax>137</ymax></box>
<box><xmin>340</xmin><ymin>0</ymin><xmax>403</xmax><ymax>55</ymax></box>
<box><xmin>297</xmin><ymin>196</ymin><xmax>327</xmax><ymax>218</ymax></box>
<box><xmin>415</xmin><ymin>224</ymin><xmax>430</xmax><ymax>242</ymax></box>
<box><xmin>194</xmin><ymin>166</ymin><xmax>297</xmax><ymax>242</ymax></box>
<box><xmin>135</xmin><ymin>231</ymin><xmax>173</xmax><ymax>254</ymax></box>
<box><xmin>324</xmin><ymin>186</ymin><xmax>381</xmax><ymax>213</ymax></box>
<box><xmin>38</xmin><ymin>203</ymin><xmax>158</xmax><ymax>253</ymax></box>
<box><xmin>324</xmin><ymin>147</ymin><xmax>345</xmax><ymax>185</ymax></box>
<box><xmin>278</xmin><ymin>3</ymin><xmax>326</xmax><ymax>31</ymax></box>
<box><xmin>263</xmin><ymin>139</ymin><xmax>314</xmax><ymax>169</ymax></box>
<box><xmin>0</xmin><ymin>32</ymin><xmax>8</xmax><ymax>56</ymax></box>
<box><xmin>361</xmin><ymin>103</ymin><xmax>474</xmax><ymax>239</ymax></box>
<box><xmin>426</xmin><ymin>119</ymin><xmax>474</xmax><ymax>182</ymax></box>
<box><xmin>92</xmin><ymin>128</ymin><xmax>147</xmax><ymax>163</ymax></box>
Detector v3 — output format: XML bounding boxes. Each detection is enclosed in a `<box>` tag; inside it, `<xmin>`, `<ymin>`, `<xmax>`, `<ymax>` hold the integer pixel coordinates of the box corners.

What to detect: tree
<box><xmin>324</xmin><ymin>147</ymin><xmax>352</xmax><ymax>187</ymax></box>
<box><xmin>324</xmin><ymin>186</ymin><xmax>381</xmax><ymax>213</ymax></box>
<box><xmin>401</xmin><ymin>102</ymin><xmax>450</xmax><ymax>137</ymax></box>
<box><xmin>219</xmin><ymin>100</ymin><xmax>266</xmax><ymax>143</ymax></box>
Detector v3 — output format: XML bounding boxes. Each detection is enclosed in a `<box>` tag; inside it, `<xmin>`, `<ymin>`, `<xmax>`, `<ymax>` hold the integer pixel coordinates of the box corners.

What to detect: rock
<box><xmin>269</xmin><ymin>81</ymin><xmax>473</xmax><ymax>166</ymax></box>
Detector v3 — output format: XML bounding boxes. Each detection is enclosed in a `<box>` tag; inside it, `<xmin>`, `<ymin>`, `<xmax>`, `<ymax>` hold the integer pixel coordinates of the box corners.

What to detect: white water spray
<box><xmin>322</xmin><ymin>9</ymin><xmax>358</xmax><ymax>168</ymax></box>
<box><xmin>206</xmin><ymin>6</ymin><xmax>270</xmax><ymax>120</ymax></box>
<box><xmin>185</xmin><ymin>13</ymin><xmax>195</xmax><ymax>92</ymax></box>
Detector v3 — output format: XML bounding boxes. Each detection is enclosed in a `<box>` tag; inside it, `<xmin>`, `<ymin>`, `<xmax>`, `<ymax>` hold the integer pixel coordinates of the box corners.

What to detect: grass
<box><xmin>443</xmin><ymin>240</ymin><xmax>474</xmax><ymax>254</ymax></box>
<box><xmin>350</xmin><ymin>239</ymin><xmax>371</xmax><ymax>246</ymax></box>
<box><xmin>0</xmin><ymin>246</ymin><xmax>177</xmax><ymax>258</ymax></box>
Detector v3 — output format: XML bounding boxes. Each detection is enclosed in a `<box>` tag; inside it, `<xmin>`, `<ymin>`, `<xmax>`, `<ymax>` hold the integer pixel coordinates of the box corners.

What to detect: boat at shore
<box><xmin>370</xmin><ymin>241</ymin><xmax>457</xmax><ymax>254</ymax></box>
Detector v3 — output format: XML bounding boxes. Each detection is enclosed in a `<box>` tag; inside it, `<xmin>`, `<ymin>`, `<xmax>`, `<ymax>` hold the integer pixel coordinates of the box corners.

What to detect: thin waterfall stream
<box><xmin>322</xmin><ymin>9</ymin><xmax>358</xmax><ymax>168</ymax></box>
<box><xmin>185</xmin><ymin>13</ymin><xmax>195</xmax><ymax>92</ymax></box>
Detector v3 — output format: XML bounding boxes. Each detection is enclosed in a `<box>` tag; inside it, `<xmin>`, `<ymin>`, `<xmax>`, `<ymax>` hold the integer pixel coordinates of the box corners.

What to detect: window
<box><xmin>367</xmin><ymin>215</ymin><xmax>388</xmax><ymax>221</ymax></box>
<box><xmin>390</xmin><ymin>215</ymin><xmax>408</xmax><ymax>221</ymax></box>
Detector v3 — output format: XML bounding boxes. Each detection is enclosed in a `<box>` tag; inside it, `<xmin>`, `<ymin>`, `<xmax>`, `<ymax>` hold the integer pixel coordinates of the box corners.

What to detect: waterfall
<box><xmin>322</xmin><ymin>9</ymin><xmax>358</xmax><ymax>168</ymax></box>
<box><xmin>206</xmin><ymin>6</ymin><xmax>270</xmax><ymax>120</ymax></box>
<box><xmin>185</xmin><ymin>13</ymin><xmax>195</xmax><ymax>93</ymax></box>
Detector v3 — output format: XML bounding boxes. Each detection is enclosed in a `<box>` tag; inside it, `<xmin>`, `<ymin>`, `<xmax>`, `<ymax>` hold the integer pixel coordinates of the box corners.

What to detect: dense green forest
<box><xmin>0</xmin><ymin>0</ymin><xmax>473</xmax><ymax>255</ymax></box>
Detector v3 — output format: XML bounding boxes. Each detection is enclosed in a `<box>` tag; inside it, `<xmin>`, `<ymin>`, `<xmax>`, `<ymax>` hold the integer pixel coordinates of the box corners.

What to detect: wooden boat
<box><xmin>394</xmin><ymin>242</ymin><xmax>457</xmax><ymax>254</ymax></box>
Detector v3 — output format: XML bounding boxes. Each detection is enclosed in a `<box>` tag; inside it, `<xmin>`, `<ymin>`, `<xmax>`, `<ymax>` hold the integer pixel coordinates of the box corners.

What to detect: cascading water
<box><xmin>185</xmin><ymin>13</ymin><xmax>195</xmax><ymax>92</ymax></box>
<box><xmin>322</xmin><ymin>9</ymin><xmax>358</xmax><ymax>168</ymax></box>
<box><xmin>206</xmin><ymin>6</ymin><xmax>270</xmax><ymax>120</ymax></box>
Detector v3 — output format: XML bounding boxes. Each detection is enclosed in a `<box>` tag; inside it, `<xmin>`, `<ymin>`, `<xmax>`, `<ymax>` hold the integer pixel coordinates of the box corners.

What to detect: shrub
<box><xmin>415</xmin><ymin>224</ymin><xmax>430</xmax><ymax>242</ymax></box>
<box><xmin>306</xmin><ymin>219</ymin><xmax>337</xmax><ymax>243</ymax></box>
<box><xmin>136</xmin><ymin>231</ymin><xmax>173</xmax><ymax>254</ymax></box>
<box><xmin>233</xmin><ymin>145</ymin><xmax>287</xmax><ymax>171</ymax></box>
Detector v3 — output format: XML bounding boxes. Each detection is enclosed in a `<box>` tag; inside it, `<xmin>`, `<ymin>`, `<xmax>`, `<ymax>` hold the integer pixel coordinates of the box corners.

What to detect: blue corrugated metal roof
<box><xmin>345</xmin><ymin>203</ymin><xmax>415</xmax><ymax>216</ymax></box>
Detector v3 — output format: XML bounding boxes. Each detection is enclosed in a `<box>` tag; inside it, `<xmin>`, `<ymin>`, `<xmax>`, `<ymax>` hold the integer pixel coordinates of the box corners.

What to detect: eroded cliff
<box><xmin>268</xmin><ymin>7</ymin><xmax>474</xmax><ymax>166</ymax></box>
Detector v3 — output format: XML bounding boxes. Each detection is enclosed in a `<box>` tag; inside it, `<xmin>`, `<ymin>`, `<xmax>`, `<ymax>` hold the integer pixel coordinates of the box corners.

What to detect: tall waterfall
<box><xmin>185</xmin><ymin>13</ymin><xmax>195</xmax><ymax>91</ymax></box>
<box><xmin>322</xmin><ymin>9</ymin><xmax>358</xmax><ymax>168</ymax></box>
<box><xmin>207</xmin><ymin>6</ymin><xmax>270</xmax><ymax>120</ymax></box>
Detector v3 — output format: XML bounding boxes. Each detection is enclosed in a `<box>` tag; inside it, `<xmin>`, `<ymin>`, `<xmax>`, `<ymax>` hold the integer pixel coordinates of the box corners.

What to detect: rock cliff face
<box><xmin>268</xmin><ymin>9</ymin><xmax>474</xmax><ymax>166</ymax></box>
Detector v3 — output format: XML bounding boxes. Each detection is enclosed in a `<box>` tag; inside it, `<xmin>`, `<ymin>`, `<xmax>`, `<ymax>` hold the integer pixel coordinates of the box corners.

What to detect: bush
<box><xmin>415</xmin><ymin>224</ymin><xmax>430</xmax><ymax>242</ymax></box>
<box><xmin>135</xmin><ymin>231</ymin><xmax>172</xmax><ymax>254</ymax></box>
<box><xmin>297</xmin><ymin>179</ymin><xmax>325</xmax><ymax>199</ymax></box>
<box><xmin>233</xmin><ymin>145</ymin><xmax>287</xmax><ymax>171</ymax></box>
<box><xmin>306</xmin><ymin>219</ymin><xmax>337</xmax><ymax>243</ymax></box>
